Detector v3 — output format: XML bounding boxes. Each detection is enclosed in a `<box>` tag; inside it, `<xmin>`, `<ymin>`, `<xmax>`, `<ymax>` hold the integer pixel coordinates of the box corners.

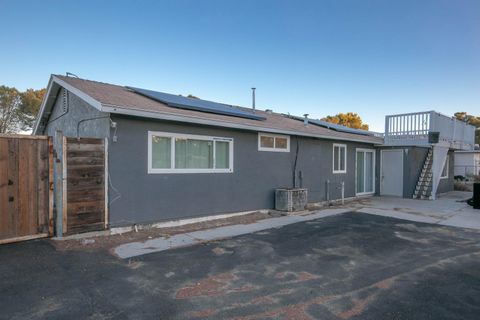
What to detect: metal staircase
<box><xmin>413</xmin><ymin>148</ymin><xmax>433</xmax><ymax>199</ymax></box>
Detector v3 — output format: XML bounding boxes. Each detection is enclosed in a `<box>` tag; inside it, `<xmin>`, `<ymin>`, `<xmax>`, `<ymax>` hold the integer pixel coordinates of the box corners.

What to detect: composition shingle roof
<box><xmin>45</xmin><ymin>75</ymin><xmax>384</xmax><ymax>144</ymax></box>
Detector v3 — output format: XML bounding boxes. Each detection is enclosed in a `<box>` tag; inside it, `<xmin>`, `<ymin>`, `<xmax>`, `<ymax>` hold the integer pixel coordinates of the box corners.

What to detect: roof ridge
<box><xmin>53</xmin><ymin>74</ymin><xmax>126</xmax><ymax>89</ymax></box>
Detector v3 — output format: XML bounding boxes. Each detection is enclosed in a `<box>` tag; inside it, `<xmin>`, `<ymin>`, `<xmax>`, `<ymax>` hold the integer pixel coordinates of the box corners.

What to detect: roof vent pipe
<box><xmin>304</xmin><ymin>114</ymin><xmax>309</xmax><ymax>126</ymax></box>
<box><xmin>251</xmin><ymin>87</ymin><xmax>256</xmax><ymax>113</ymax></box>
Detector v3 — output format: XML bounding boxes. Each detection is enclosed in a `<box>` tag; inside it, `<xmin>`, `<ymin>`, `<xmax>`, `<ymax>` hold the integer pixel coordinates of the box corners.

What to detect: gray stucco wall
<box><xmin>437</xmin><ymin>151</ymin><xmax>454</xmax><ymax>194</ymax></box>
<box><xmin>43</xmin><ymin>88</ymin><xmax>110</xmax><ymax>142</ymax></box>
<box><xmin>108</xmin><ymin>114</ymin><xmax>377</xmax><ymax>227</ymax></box>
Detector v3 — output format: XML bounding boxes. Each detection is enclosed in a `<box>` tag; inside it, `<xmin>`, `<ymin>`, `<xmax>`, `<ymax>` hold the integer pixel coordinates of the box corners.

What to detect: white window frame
<box><xmin>148</xmin><ymin>131</ymin><xmax>234</xmax><ymax>174</ymax></box>
<box><xmin>333</xmin><ymin>143</ymin><xmax>347</xmax><ymax>174</ymax></box>
<box><xmin>440</xmin><ymin>155</ymin><xmax>449</xmax><ymax>179</ymax></box>
<box><xmin>355</xmin><ymin>148</ymin><xmax>376</xmax><ymax>196</ymax></box>
<box><xmin>258</xmin><ymin>133</ymin><xmax>290</xmax><ymax>152</ymax></box>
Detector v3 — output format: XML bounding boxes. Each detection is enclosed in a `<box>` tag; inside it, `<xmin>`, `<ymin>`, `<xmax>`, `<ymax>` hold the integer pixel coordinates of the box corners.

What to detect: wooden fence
<box><xmin>0</xmin><ymin>135</ymin><xmax>53</xmax><ymax>244</ymax></box>
<box><xmin>62</xmin><ymin>137</ymin><xmax>108</xmax><ymax>235</ymax></box>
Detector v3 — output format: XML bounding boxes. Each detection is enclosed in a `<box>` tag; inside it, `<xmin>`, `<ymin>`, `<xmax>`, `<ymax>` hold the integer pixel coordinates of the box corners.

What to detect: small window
<box><xmin>258</xmin><ymin>133</ymin><xmax>290</xmax><ymax>152</ymax></box>
<box><xmin>148</xmin><ymin>131</ymin><xmax>233</xmax><ymax>173</ymax></box>
<box><xmin>333</xmin><ymin>144</ymin><xmax>347</xmax><ymax>173</ymax></box>
<box><xmin>441</xmin><ymin>156</ymin><xmax>449</xmax><ymax>179</ymax></box>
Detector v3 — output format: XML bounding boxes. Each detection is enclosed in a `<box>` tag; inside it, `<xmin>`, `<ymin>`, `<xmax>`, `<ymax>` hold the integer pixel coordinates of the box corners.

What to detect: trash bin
<box><xmin>474</xmin><ymin>183</ymin><xmax>480</xmax><ymax>210</ymax></box>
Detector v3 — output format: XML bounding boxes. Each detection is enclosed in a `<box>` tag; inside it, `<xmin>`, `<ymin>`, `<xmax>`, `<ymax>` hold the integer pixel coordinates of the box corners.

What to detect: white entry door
<box><xmin>356</xmin><ymin>149</ymin><xmax>375</xmax><ymax>195</ymax></box>
<box><xmin>380</xmin><ymin>149</ymin><xmax>404</xmax><ymax>196</ymax></box>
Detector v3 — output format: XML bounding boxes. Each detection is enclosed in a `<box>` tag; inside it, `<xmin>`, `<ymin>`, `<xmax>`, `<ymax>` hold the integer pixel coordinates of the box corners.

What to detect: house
<box><xmin>33</xmin><ymin>75</ymin><xmax>476</xmax><ymax>233</ymax></box>
<box><xmin>454</xmin><ymin>150</ymin><xmax>480</xmax><ymax>177</ymax></box>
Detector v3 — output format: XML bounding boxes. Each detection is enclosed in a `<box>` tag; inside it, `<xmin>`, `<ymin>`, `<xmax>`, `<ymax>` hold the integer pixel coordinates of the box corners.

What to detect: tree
<box><xmin>454</xmin><ymin>112</ymin><xmax>480</xmax><ymax>145</ymax></box>
<box><xmin>321</xmin><ymin>112</ymin><xmax>369</xmax><ymax>130</ymax></box>
<box><xmin>18</xmin><ymin>88</ymin><xmax>46</xmax><ymax>131</ymax></box>
<box><xmin>0</xmin><ymin>86</ymin><xmax>46</xmax><ymax>134</ymax></box>
<box><xmin>0</xmin><ymin>86</ymin><xmax>22</xmax><ymax>133</ymax></box>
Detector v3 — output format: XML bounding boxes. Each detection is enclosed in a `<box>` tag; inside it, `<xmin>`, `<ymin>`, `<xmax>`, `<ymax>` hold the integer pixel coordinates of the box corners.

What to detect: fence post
<box><xmin>54</xmin><ymin>131</ymin><xmax>64</xmax><ymax>237</ymax></box>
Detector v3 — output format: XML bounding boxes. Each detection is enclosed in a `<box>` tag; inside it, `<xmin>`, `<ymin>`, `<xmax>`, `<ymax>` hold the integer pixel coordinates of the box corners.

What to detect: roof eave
<box><xmin>33</xmin><ymin>75</ymin><xmax>104</xmax><ymax>135</ymax></box>
<box><xmin>102</xmin><ymin>104</ymin><xmax>383</xmax><ymax>145</ymax></box>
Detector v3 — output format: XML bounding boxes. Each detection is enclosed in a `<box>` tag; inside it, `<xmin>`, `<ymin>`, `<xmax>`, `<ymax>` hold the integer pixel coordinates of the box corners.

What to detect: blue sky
<box><xmin>1</xmin><ymin>0</ymin><xmax>479</xmax><ymax>131</ymax></box>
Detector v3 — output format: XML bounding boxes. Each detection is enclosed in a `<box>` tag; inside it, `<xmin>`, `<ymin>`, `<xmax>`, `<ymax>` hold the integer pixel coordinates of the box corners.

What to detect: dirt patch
<box><xmin>52</xmin><ymin>211</ymin><xmax>273</xmax><ymax>252</ymax></box>
<box><xmin>176</xmin><ymin>272</ymin><xmax>237</xmax><ymax>299</ymax></box>
<box><xmin>186</xmin><ymin>309</ymin><xmax>219</xmax><ymax>318</ymax></box>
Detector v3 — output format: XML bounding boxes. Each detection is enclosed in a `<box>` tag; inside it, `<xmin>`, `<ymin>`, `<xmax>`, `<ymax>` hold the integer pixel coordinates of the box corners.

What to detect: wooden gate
<box><xmin>63</xmin><ymin>137</ymin><xmax>108</xmax><ymax>235</ymax></box>
<box><xmin>0</xmin><ymin>135</ymin><xmax>53</xmax><ymax>244</ymax></box>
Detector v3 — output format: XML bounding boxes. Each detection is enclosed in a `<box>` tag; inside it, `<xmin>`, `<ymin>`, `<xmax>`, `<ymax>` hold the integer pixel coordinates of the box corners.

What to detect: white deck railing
<box><xmin>384</xmin><ymin>111</ymin><xmax>475</xmax><ymax>150</ymax></box>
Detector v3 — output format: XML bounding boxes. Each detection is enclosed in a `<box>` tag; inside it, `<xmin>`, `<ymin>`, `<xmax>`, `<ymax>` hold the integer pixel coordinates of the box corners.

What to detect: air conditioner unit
<box><xmin>275</xmin><ymin>188</ymin><xmax>308</xmax><ymax>212</ymax></box>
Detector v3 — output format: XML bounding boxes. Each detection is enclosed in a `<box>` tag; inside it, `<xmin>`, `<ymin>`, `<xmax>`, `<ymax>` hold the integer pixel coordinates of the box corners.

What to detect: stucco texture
<box><xmin>108</xmin><ymin>115</ymin><xmax>376</xmax><ymax>226</ymax></box>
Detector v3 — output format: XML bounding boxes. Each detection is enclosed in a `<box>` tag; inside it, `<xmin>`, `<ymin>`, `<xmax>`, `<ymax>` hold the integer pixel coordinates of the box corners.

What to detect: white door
<box><xmin>356</xmin><ymin>149</ymin><xmax>375</xmax><ymax>195</ymax></box>
<box><xmin>380</xmin><ymin>149</ymin><xmax>403</xmax><ymax>196</ymax></box>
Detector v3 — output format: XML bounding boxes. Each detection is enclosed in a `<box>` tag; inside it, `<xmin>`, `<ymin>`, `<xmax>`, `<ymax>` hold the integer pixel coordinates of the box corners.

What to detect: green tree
<box><xmin>454</xmin><ymin>112</ymin><xmax>480</xmax><ymax>145</ymax></box>
<box><xmin>0</xmin><ymin>86</ymin><xmax>22</xmax><ymax>133</ymax></box>
<box><xmin>321</xmin><ymin>112</ymin><xmax>369</xmax><ymax>130</ymax></box>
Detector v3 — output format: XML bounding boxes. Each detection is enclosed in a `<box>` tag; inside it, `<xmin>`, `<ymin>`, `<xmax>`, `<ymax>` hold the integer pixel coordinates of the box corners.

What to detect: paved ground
<box><xmin>2</xmin><ymin>212</ymin><xmax>480</xmax><ymax>320</ymax></box>
<box><xmin>356</xmin><ymin>191</ymin><xmax>480</xmax><ymax>230</ymax></box>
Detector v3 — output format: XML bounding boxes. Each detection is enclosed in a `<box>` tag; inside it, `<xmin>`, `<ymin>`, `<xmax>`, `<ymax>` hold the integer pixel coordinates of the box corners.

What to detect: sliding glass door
<box><xmin>356</xmin><ymin>149</ymin><xmax>375</xmax><ymax>195</ymax></box>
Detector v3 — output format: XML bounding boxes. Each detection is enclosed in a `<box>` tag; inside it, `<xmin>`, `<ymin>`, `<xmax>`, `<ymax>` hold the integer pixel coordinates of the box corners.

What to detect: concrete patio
<box><xmin>356</xmin><ymin>191</ymin><xmax>480</xmax><ymax>230</ymax></box>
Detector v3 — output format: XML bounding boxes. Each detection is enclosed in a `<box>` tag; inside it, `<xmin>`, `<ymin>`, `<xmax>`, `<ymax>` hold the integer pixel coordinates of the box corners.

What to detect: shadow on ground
<box><xmin>1</xmin><ymin>212</ymin><xmax>480</xmax><ymax>319</ymax></box>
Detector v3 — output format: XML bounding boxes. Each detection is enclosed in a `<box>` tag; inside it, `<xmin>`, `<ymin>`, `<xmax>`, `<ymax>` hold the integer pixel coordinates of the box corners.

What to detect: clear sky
<box><xmin>1</xmin><ymin>0</ymin><xmax>479</xmax><ymax>132</ymax></box>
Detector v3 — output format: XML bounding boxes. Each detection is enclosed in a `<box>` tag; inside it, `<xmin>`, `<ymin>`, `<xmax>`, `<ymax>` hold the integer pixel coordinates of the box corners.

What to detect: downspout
<box><xmin>292</xmin><ymin>137</ymin><xmax>300</xmax><ymax>188</ymax></box>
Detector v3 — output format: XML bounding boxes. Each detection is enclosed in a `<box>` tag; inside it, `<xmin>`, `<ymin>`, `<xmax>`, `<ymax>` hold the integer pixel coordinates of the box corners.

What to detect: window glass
<box><xmin>365</xmin><ymin>151</ymin><xmax>373</xmax><ymax>192</ymax></box>
<box><xmin>175</xmin><ymin>138</ymin><xmax>213</xmax><ymax>169</ymax></box>
<box><xmin>260</xmin><ymin>136</ymin><xmax>274</xmax><ymax>148</ymax></box>
<box><xmin>151</xmin><ymin>136</ymin><xmax>171</xmax><ymax>169</ymax></box>
<box><xmin>215</xmin><ymin>141</ymin><xmax>230</xmax><ymax>169</ymax></box>
<box><xmin>340</xmin><ymin>146</ymin><xmax>346</xmax><ymax>171</ymax></box>
<box><xmin>333</xmin><ymin>146</ymin><xmax>340</xmax><ymax>171</ymax></box>
<box><xmin>356</xmin><ymin>151</ymin><xmax>365</xmax><ymax>193</ymax></box>
<box><xmin>275</xmin><ymin>137</ymin><xmax>288</xmax><ymax>149</ymax></box>
<box><xmin>333</xmin><ymin>145</ymin><xmax>346</xmax><ymax>172</ymax></box>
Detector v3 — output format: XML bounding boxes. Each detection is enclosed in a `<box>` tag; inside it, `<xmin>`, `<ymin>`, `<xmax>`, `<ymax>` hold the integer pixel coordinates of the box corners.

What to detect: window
<box><xmin>441</xmin><ymin>155</ymin><xmax>449</xmax><ymax>179</ymax></box>
<box><xmin>258</xmin><ymin>133</ymin><xmax>290</xmax><ymax>152</ymax></box>
<box><xmin>356</xmin><ymin>149</ymin><xmax>375</xmax><ymax>195</ymax></box>
<box><xmin>333</xmin><ymin>144</ymin><xmax>347</xmax><ymax>173</ymax></box>
<box><xmin>148</xmin><ymin>131</ymin><xmax>233</xmax><ymax>173</ymax></box>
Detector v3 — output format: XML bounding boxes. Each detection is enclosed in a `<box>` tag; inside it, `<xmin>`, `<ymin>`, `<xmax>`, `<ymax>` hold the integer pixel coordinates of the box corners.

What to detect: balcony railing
<box><xmin>384</xmin><ymin>111</ymin><xmax>475</xmax><ymax>150</ymax></box>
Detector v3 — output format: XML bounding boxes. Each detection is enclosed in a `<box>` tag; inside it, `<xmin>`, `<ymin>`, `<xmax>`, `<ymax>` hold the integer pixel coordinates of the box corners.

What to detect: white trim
<box><xmin>257</xmin><ymin>133</ymin><xmax>290</xmax><ymax>152</ymax></box>
<box><xmin>440</xmin><ymin>155</ymin><xmax>449</xmax><ymax>179</ymax></box>
<box><xmin>33</xmin><ymin>75</ymin><xmax>104</xmax><ymax>134</ymax></box>
<box><xmin>52</xmin><ymin>76</ymin><xmax>103</xmax><ymax>111</ymax></box>
<box><xmin>355</xmin><ymin>148</ymin><xmax>376</xmax><ymax>196</ymax></box>
<box><xmin>101</xmin><ymin>105</ymin><xmax>381</xmax><ymax>145</ymax></box>
<box><xmin>332</xmin><ymin>143</ymin><xmax>347</xmax><ymax>174</ymax></box>
<box><xmin>32</xmin><ymin>76</ymin><xmax>54</xmax><ymax>134</ymax></box>
<box><xmin>147</xmin><ymin>131</ymin><xmax>234</xmax><ymax>174</ymax></box>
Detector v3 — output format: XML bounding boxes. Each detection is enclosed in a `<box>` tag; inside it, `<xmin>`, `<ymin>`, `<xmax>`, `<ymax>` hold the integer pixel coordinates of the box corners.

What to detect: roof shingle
<box><xmin>53</xmin><ymin>75</ymin><xmax>383</xmax><ymax>144</ymax></box>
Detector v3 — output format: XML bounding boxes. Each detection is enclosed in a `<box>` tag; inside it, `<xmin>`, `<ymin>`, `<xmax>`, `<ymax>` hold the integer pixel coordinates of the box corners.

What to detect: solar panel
<box><xmin>309</xmin><ymin>119</ymin><xmax>374</xmax><ymax>136</ymax></box>
<box><xmin>127</xmin><ymin>86</ymin><xmax>266</xmax><ymax>121</ymax></box>
<box><xmin>289</xmin><ymin>115</ymin><xmax>374</xmax><ymax>136</ymax></box>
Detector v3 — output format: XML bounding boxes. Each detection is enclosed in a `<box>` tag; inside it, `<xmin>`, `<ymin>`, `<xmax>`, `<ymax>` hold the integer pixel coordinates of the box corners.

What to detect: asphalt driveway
<box><xmin>1</xmin><ymin>212</ymin><xmax>480</xmax><ymax>319</ymax></box>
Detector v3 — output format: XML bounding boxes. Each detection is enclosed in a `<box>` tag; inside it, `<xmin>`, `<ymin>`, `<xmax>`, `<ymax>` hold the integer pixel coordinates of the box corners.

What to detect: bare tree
<box><xmin>0</xmin><ymin>86</ymin><xmax>22</xmax><ymax>134</ymax></box>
